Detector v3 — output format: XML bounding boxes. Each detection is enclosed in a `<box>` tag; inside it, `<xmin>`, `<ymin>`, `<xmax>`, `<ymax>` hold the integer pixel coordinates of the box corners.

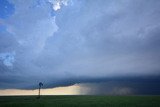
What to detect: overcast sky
<box><xmin>0</xmin><ymin>0</ymin><xmax>160</xmax><ymax>95</ymax></box>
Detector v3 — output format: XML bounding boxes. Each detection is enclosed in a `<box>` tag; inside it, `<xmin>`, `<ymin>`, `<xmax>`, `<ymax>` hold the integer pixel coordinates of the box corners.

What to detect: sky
<box><xmin>0</xmin><ymin>0</ymin><xmax>160</xmax><ymax>95</ymax></box>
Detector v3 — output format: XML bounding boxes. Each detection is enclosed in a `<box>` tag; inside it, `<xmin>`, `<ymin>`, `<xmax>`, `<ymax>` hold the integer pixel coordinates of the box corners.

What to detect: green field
<box><xmin>0</xmin><ymin>95</ymin><xmax>160</xmax><ymax>107</ymax></box>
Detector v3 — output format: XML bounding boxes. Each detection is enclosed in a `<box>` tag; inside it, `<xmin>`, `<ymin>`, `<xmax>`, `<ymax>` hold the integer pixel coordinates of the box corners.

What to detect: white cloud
<box><xmin>0</xmin><ymin>51</ymin><xmax>15</xmax><ymax>67</ymax></box>
<box><xmin>48</xmin><ymin>0</ymin><xmax>70</xmax><ymax>11</ymax></box>
<box><xmin>7</xmin><ymin>0</ymin><xmax>58</xmax><ymax>54</ymax></box>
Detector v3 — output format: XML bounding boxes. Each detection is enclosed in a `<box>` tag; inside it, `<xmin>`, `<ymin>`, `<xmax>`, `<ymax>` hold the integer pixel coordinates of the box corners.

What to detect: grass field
<box><xmin>0</xmin><ymin>95</ymin><xmax>160</xmax><ymax>107</ymax></box>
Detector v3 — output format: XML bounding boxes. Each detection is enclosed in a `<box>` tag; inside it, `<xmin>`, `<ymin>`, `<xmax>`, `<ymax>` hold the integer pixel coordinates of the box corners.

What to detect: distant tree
<box><xmin>37</xmin><ymin>82</ymin><xmax>43</xmax><ymax>99</ymax></box>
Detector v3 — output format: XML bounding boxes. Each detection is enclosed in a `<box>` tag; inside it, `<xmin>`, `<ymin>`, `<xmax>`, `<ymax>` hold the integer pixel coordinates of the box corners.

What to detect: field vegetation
<box><xmin>0</xmin><ymin>95</ymin><xmax>160</xmax><ymax>107</ymax></box>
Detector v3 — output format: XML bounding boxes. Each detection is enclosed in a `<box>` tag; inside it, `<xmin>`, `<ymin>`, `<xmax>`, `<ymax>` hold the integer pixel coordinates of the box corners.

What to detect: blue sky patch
<box><xmin>0</xmin><ymin>0</ymin><xmax>15</xmax><ymax>19</ymax></box>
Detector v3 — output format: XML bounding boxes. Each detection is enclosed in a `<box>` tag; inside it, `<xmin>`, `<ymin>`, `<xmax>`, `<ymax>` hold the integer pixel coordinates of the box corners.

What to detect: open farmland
<box><xmin>0</xmin><ymin>95</ymin><xmax>160</xmax><ymax>107</ymax></box>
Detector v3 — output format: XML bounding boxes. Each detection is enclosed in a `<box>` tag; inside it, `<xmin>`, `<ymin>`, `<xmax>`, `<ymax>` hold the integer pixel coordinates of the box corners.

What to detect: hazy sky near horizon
<box><xmin>0</xmin><ymin>0</ymin><xmax>160</xmax><ymax>95</ymax></box>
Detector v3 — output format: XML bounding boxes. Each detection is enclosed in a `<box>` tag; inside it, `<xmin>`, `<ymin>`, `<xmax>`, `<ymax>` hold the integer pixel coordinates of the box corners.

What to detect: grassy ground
<box><xmin>0</xmin><ymin>95</ymin><xmax>160</xmax><ymax>107</ymax></box>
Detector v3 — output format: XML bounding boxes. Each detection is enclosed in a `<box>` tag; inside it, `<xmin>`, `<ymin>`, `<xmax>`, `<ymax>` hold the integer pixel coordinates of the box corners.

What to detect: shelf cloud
<box><xmin>0</xmin><ymin>0</ymin><xmax>160</xmax><ymax>95</ymax></box>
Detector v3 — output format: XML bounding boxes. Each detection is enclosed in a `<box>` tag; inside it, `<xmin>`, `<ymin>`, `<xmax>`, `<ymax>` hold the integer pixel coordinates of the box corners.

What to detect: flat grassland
<box><xmin>0</xmin><ymin>95</ymin><xmax>160</xmax><ymax>107</ymax></box>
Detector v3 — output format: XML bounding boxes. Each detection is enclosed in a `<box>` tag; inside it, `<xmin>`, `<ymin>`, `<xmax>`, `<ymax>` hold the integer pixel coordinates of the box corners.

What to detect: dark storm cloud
<box><xmin>78</xmin><ymin>76</ymin><xmax>160</xmax><ymax>95</ymax></box>
<box><xmin>0</xmin><ymin>0</ymin><xmax>160</xmax><ymax>93</ymax></box>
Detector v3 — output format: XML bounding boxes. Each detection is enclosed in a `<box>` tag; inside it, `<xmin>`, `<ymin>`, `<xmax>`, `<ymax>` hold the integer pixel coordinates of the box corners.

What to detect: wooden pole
<box><xmin>38</xmin><ymin>86</ymin><xmax>41</xmax><ymax>98</ymax></box>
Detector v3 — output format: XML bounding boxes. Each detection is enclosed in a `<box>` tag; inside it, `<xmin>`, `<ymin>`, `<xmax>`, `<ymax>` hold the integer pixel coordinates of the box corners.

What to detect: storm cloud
<box><xmin>0</xmin><ymin>0</ymin><xmax>160</xmax><ymax>94</ymax></box>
